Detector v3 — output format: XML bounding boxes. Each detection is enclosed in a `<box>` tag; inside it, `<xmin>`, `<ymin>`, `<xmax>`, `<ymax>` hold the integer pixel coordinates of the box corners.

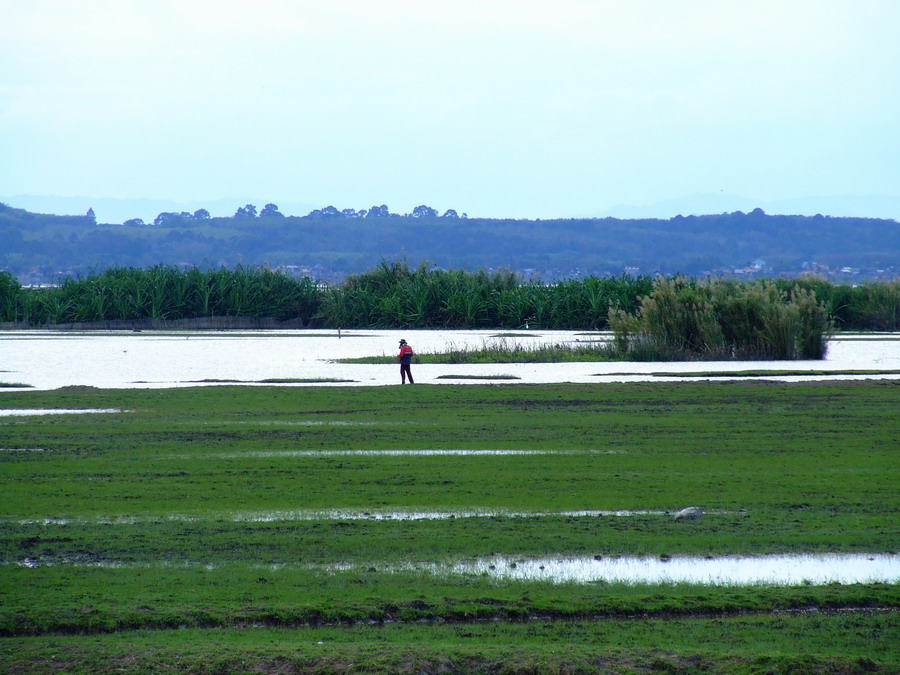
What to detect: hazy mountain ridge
<box><xmin>0</xmin><ymin>195</ymin><xmax>320</xmax><ymax>226</ymax></box>
<box><xmin>596</xmin><ymin>193</ymin><xmax>900</xmax><ymax>221</ymax></box>
<box><xmin>6</xmin><ymin>193</ymin><xmax>900</xmax><ymax>225</ymax></box>
<box><xmin>1</xmin><ymin>201</ymin><xmax>897</xmax><ymax>284</ymax></box>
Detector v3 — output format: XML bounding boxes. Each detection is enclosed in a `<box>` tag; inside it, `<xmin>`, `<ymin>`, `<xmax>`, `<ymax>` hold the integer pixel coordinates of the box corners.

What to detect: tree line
<box><xmin>122</xmin><ymin>203</ymin><xmax>461</xmax><ymax>227</ymax></box>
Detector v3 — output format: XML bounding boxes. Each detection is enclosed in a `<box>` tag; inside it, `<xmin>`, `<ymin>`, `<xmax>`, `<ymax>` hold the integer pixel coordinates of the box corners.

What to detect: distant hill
<box><xmin>0</xmin><ymin>194</ymin><xmax>318</xmax><ymax>226</ymax></box>
<box><xmin>1</xmin><ymin>201</ymin><xmax>897</xmax><ymax>284</ymax></box>
<box><xmin>595</xmin><ymin>193</ymin><xmax>900</xmax><ymax>221</ymax></box>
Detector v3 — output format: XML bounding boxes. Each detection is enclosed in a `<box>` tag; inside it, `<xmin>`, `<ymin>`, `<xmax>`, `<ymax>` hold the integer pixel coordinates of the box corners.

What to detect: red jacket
<box><xmin>397</xmin><ymin>344</ymin><xmax>414</xmax><ymax>363</ymax></box>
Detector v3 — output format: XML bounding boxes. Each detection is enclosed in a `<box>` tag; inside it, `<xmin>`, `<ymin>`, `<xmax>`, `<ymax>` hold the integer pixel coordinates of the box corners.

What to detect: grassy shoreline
<box><xmin>337</xmin><ymin>339</ymin><xmax>620</xmax><ymax>364</ymax></box>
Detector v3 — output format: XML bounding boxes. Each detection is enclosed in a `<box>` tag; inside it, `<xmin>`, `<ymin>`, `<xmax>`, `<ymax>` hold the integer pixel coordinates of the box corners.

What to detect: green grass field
<box><xmin>1</xmin><ymin>381</ymin><xmax>898</xmax><ymax>673</ymax></box>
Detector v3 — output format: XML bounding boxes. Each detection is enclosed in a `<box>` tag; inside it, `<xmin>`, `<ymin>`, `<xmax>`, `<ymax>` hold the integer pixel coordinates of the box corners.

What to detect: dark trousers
<box><xmin>400</xmin><ymin>363</ymin><xmax>413</xmax><ymax>384</ymax></box>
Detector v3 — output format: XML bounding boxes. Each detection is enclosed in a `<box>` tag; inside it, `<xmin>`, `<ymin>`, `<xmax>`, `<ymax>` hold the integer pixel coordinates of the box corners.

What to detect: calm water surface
<box><xmin>2</xmin><ymin>329</ymin><xmax>899</xmax><ymax>390</ymax></box>
<box><xmin>435</xmin><ymin>553</ymin><xmax>900</xmax><ymax>585</ymax></box>
<box><xmin>13</xmin><ymin>552</ymin><xmax>898</xmax><ymax>585</ymax></box>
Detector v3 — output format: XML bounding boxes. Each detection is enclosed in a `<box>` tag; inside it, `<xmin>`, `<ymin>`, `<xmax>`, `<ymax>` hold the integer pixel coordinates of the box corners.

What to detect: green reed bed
<box><xmin>2</xmin><ymin>265</ymin><xmax>320</xmax><ymax>326</ymax></box>
<box><xmin>1</xmin><ymin>382</ymin><xmax>898</xmax><ymax>672</ymax></box>
<box><xmin>4</xmin><ymin>263</ymin><xmax>898</xmax><ymax>333</ymax></box>
<box><xmin>317</xmin><ymin>261</ymin><xmax>652</xmax><ymax>330</ymax></box>
<box><xmin>609</xmin><ymin>276</ymin><xmax>833</xmax><ymax>360</ymax></box>
<box><xmin>7</xmin><ymin>264</ymin><xmax>852</xmax><ymax>363</ymax></box>
<box><xmin>786</xmin><ymin>276</ymin><xmax>900</xmax><ymax>331</ymax></box>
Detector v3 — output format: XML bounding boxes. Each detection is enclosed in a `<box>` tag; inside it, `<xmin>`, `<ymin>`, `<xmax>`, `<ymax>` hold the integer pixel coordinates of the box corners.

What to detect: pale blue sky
<box><xmin>2</xmin><ymin>0</ymin><xmax>898</xmax><ymax>221</ymax></box>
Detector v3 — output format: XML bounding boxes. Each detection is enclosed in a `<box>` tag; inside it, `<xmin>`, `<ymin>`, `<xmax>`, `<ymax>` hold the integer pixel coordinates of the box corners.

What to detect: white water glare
<box><xmin>0</xmin><ymin>408</ymin><xmax>126</xmax><ymax>416</ymax></box>
<box><xmin>14</xmin><ymin>553</ymin><xmax>899</xmax><ymax>585</ymax></box>
<box><xmin>437</xmin><ymin>553</ymin><xmax>900</xmax><ymax>585</ymax></box>
<box><xmin>1</xmin><ymin>329</ymin><xmax>899</xmax><ymax>390</ymax></box>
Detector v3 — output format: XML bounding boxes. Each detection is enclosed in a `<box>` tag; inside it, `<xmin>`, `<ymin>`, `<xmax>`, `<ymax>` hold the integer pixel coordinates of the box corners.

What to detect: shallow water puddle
<box><xmin>211</xmin><ymin>449</ymin><xmax>625</xmax><ymax>459</ymax></box>
<box><xmin>12</xmin><ymin>508</ymin><xmax>675</xmax><ymax>526</ymax></box>
<box><xmin>0</xmin><ymin>408</ymin><xmax>127</xmax><ymax>416</ymax></box>
<box><xmin>236</xmin><ymin>420</ymin><xmax>389</xmax><ymax>427</ymax></box>
<box><xmin>220</xmin><ymin>449</ymin><xmax>576</xmax><ymax>458</ymax></box>
<box><xmin>431</xmin><ymin>553</ymin><xmax>900</xmax><ymax>585</ymax></box>
<box><xmin>15</xmin><ymin>553</ymin><xmax>898</xmax><ymax>585</ymax></box>
<box><xmin>230</xmin><ymin>508</ymin><xmax>671</xmax><ymax>522</ymax></box>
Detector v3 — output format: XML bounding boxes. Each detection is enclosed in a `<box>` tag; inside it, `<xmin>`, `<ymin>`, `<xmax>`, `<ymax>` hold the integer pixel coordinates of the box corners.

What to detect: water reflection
<box><xmin>436</xmin><ymin>553</ymin><xmax>900</xmax><ymax>585</ymax></box>
<box><xmin>15</xmin><ymin>552</ymin><xmax>897</xmax><ymax>585</ymax></box>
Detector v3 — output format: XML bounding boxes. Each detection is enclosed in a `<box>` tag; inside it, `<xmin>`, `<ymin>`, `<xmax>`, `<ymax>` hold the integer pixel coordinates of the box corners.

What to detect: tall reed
<box><xmin>609</xmin><ymin>277</ymin><xmax>833</xmax><ymax>360</ymax></box>
<box><xmin>0</xmin><ymin>271</ymin><xmax>20</xmax><ymax>323</ymax></box>
<box><xmin>316</xmin><ymin>260</ymin><xmax>652</xmax><ymax>329</ymax></box>
<box><xmin>788</xmin><ymin>277</ymin><xmax>900</xmax><ymax>331</ymax></box>
<box><xmin>7</xmin><ymin>265</ymin><xmax>320</xmax><ymax>325</ymax></box>
<box><xmin>3</xmin><ymin>262</ymin><xmax>895</xmax><ymax>339</ymax></box>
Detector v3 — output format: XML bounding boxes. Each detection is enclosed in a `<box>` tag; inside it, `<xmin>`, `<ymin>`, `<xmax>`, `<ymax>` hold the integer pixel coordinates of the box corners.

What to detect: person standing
<box><xmin>397</xmin><ymin>339</ymin><xmax>414</xmax><ymax>384</ymax></box>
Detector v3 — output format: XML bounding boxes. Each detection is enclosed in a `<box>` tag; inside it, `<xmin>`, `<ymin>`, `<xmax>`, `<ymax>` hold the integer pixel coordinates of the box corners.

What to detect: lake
<box><xmin>2</xmin><ymin>329</ymin><xmax>899</xmax><ymax>390</ymax></box>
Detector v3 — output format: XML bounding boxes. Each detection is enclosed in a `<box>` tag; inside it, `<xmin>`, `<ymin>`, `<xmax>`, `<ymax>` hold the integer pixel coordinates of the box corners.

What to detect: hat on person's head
<box><xmin>399</xmin><ymin>339</ymin><xmax>407</xmax><ymax>345</ymax></box>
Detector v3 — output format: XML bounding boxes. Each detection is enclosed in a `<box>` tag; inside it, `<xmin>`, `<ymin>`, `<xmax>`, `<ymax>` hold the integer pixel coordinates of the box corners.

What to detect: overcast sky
<box><xmin>2</xmin><ymin>0</ymin><xmax>898</xmax><ymax>221</ymax></box>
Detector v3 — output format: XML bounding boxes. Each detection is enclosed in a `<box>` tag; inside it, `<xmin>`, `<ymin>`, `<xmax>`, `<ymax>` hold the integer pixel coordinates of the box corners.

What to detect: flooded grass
<box><xmin>0</xmin><ymin>381</ymin><xmax>897</xmax><ymax>671</ymax></box>
<box><xmin>9</xmin><ymin>552</ymin><xmax>898</xmax><ymax>585</ymax></box>
<box><xmin>435</xmin><ymin>374</ymin><xmax>522</xmax><ymax>380</ymax></box>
